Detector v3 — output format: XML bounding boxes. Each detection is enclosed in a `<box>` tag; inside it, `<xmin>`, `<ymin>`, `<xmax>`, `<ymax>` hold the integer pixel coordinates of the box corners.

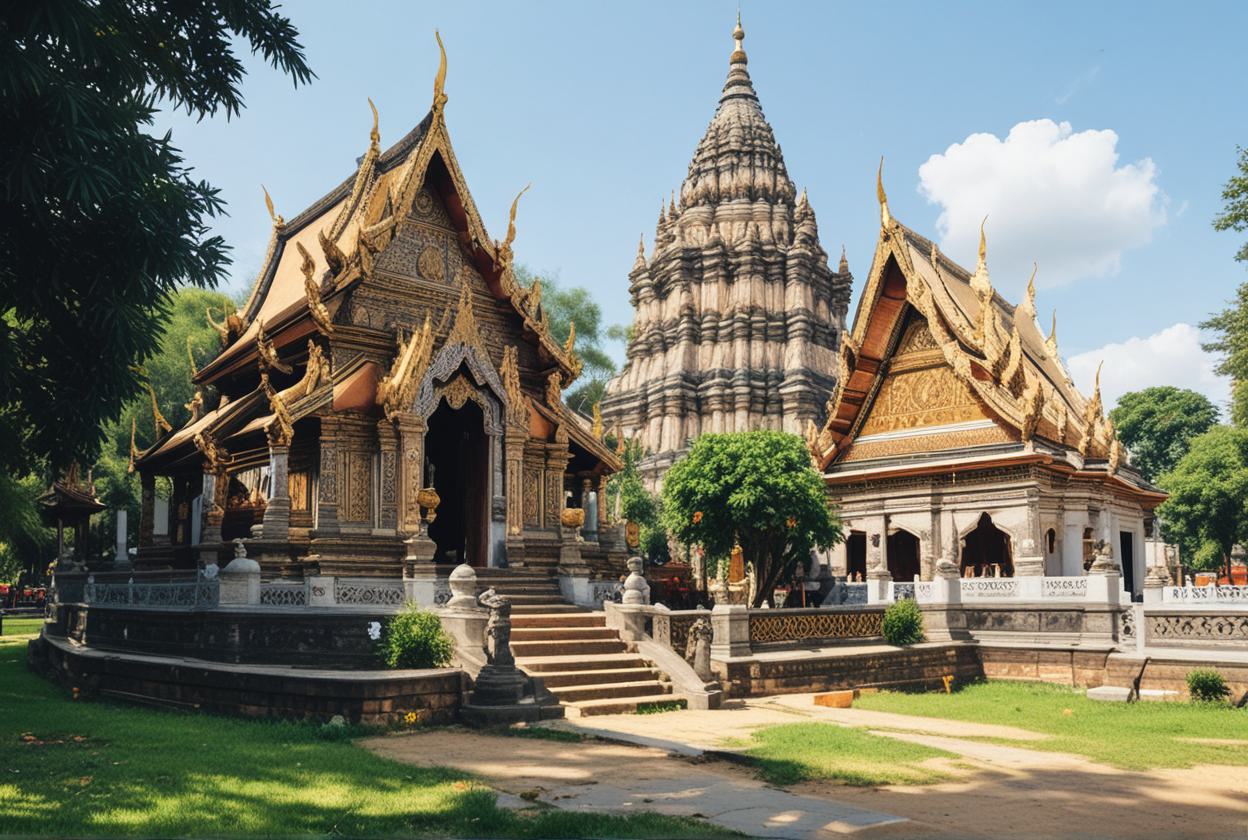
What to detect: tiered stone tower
<box><xmin>602</xmin><ymin>16</ymin><xmax>851</xmax><ymax>488</ymax></box>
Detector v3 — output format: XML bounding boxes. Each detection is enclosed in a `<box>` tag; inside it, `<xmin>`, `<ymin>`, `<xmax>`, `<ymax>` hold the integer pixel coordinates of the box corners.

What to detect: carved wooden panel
<box><xmin>346</xmin><ymin>452</ymin><xmax>371</xmax><ymax>522</ymax></box>
<box><xmin>859</xmin><ymin>363</ymin><xmax>989</xmax><ymax>436</ymax></box>
<box><xmin>288</xmin><ymin>471</ymin><xmax>309</xmax><ymax>512</ymax></box>
<box><xmin>523</xmin><ymin>467</ymin><xmax>541</xmax><ymax>526</ymax></box>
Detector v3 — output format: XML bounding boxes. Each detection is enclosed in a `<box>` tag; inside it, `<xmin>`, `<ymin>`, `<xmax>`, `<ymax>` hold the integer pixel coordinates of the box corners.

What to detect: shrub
<box><xmin>882</xmin><ymin>598</ymin><xmax>925</xmax><ymax>646</ymax></box>
<box><xmin>1186</xmin><ymin>669</ymin><xmax>1231</xmax><ymax>703</ymax></box>
<box><xmin>380</xmin><ymin>606</ymin><xmax>454</xmax><ymax>669</ymax></box>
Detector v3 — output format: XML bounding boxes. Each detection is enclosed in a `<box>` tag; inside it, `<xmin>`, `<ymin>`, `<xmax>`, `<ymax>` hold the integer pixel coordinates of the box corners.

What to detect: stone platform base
<box><xmin>1104</xmin><ymin>649</ymin><xmax>1248</xmax><ymax>699</ymax></box>
<box><xmin>460</xmin><ymin>700</ymin><xmax>565</xmax><ymax>727</ymax></box>
<box><xmin>28</xmin><ymin>634</ymin><xmax>464</xmax><ymax>724</ymax></box>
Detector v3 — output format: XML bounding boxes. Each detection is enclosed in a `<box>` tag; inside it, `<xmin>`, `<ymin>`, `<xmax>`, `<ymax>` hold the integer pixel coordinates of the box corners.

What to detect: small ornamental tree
<box><xmin>1158</xmin><ymin>426</ymin><xmax>1248</xmax><ymax>578</ymax></box>
<box><xmin>1109</xmin><ymin>387</ymin><xmax>1219</xmax><ymax>483</ymax></box>
<box><xmin>661</xmin><ymin>431</ymin><xmax>841</xmax><ymax>607</ymax></box>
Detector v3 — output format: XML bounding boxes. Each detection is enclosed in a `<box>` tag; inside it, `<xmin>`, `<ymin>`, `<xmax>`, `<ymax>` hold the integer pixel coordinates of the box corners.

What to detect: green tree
<box><xmin>515</xmin><ymin>265</ymin><xmax>617</xmax><ymax>414</ymax></box>
<box><xmin>1109</xmin><ymin>387</ymin><xmax>1219</xmax><ymax>483</ymax></box>
<box><xmin>1203</xmin><ymin>147</ymin><xmax>1248</xmax><ymax>425</ymax></box>
<box><xmin>0</xmin><ymin>0</ymin><xmax>313</xmax><ymax>478</ymax></box>
<box><xmin>606</xmin><ymin>438</ymin><xmax>668</xmax><ymax>564</ymax></box>
<box><xmin>1158</xmin><ymin>426</ymin><xmax>1248</xmax><ymax>578</ymax></box>
<box><xmin>1213</xmin><ymin>146</ymin><xmax>1248</xmax><ymax>264</ymax></box>
<box><xmin>661</xmin><ymin>431</ymin><xmax>841</xmax><ymax>607</ymax></box>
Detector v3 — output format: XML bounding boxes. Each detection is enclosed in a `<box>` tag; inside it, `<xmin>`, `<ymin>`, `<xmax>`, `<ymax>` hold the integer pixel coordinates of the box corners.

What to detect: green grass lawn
<box><xmin>741</xmin><ymin>722</ymin><xmax>955</xmax><ymax>786</ymax></box>
<box><xmin>854</xmin><ymin>680</ymin><xmax>1248</xmax><ymax>771</ymax></box>
<box><xmin>2</xmin><ymin>617</ymin><xmax>45</xmax><ymax>636</ymax></box>
<box><xmin>0</xmin><ymin>631</ymin><xmax>727</xmax><ymax>838</ymax></box>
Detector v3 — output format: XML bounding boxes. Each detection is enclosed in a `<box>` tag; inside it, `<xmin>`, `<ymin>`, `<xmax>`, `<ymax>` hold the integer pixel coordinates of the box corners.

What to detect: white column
<box><xmin>1061</xmin><ymin>515</ymin><xmax>1085</xmax><ymax>577</ymax></box>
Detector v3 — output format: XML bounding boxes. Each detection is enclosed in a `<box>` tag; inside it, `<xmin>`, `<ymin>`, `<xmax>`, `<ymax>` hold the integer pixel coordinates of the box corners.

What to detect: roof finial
<box><xmin>634</xmin><ymin>234</ymin><xmax>647</xmax><ymax>269</ymax></box>
<box><xmin>367</xmin><ymin>97</ymin><xmax>379</xmax><ymax>148</ymax></box>
<box><xmin>731</xmin><ymin>9</ymin><xmax>746</xmax><ymax>62</ymax></box>
<box><xmin>876</xmin><ymin>157</ymin><xmax>891</xmax><ymax>227</ymax></box>
<box><xmin>839</xmin><ymin>245</ymin><xmax>849</xmax><ymax>274</ymax></box>
<box><xmin>262</xmin><ymin>185</ymin><xmax>283</xmax><ymax>227</ymax></box>
<box><xmin>1045</xmin><ymin>310</ymin><xmax>1059</xmax><ymax>357</ymax></box>
<box><xmin>432</xmin><ymin>30</ymin><xmax>448</xmax><ymax>117</ymax></box>
<box><xmin>497</xmin><ymin>183</ymin><xmax>530</xmax><ymax>269</ymax></box>
<box><xmin>1019</xmin><ymin>263</ymin><xmax>1038</xmax><ymax>319</ymax></box>
<box><xmin>970</xmin><ymin>215</ymin><xmax>992</xmax><ymax>296</ymax></box>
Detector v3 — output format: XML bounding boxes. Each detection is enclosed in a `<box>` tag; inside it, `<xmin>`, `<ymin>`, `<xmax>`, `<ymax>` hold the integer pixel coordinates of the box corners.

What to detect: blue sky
<box><xmin>162</xmin><ymin>1</ymin><xmax>1248</xmax><ymax>412</ymax></box>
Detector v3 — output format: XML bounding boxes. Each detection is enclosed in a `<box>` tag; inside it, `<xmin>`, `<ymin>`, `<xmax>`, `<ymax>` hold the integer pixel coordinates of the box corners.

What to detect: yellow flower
<box><xmin>404</xmin><ymin>711</ymin><xmax>418</xmax><ymax>725</ymax></box>
<box><xmin>786</xmin><ymin>516</ymin><xmax>797</xmax><ymax>529</ymax></box>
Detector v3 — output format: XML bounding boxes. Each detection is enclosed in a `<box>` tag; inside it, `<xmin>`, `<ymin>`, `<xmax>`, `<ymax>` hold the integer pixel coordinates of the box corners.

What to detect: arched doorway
<box><xmin>425</xmin><ymin>399</ymin><xmax>489</xmax><ymax>566</ymax></box>
<box><xmin>887</xmin><ymin>530</ymin><xmax>921</xmax><ymax>581</ymax></box>
<box><xmin>961</xmin><ymin>513</ymin><xmax>1013</xmax><ymax>577</ymax></box>
<box><xmin>846</xmin><ymin>531</ymin><xmax>867</xmax><ymax>581</ymax></box>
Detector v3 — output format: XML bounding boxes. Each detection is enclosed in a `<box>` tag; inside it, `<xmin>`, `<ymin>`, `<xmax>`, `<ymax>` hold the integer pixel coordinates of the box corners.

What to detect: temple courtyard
<box><xmin>5</xmin><ymin>625</ymin><xmax>1245</xmax><ymax>839</ymax></box>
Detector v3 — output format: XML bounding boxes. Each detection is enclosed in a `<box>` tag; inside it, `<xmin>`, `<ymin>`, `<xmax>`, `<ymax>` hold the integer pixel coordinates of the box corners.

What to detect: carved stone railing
<box><xmin>333</xmin><ymin>577</ymin><xmax>405</xmax><ymax>606</ymax></box>
<box><xmin>83</xmin><ymin>576</ymin><xmax>219</xmax><ymax>610</ymax></box>
<box><xmin>890</xmin><ymin>582</ymin><xmax>916</xmax><ymax>601</ymax></box>
<box><xmin>652</xmin><ymin>609</ymin><xmax>711</xmax><ymax>653</ymax></box>
<box><xmin>747</xmin><ymin>607</ymin><xmax>883</xmax><ymax>648</ymax></box>
<box><xmin>1042</xmin><ymin>576</ymin><xmax>1088</xmax><ymax>600</ymax></box>
<box><xmin>259</xmin><ymin>581</ymin><xmax>309</xmax><ymax>607</ymax></box>
<box><xmin>1163</xmin><ymin>585</ymin><xmax>1248</xmax><ymax>604</ymax></box>
<box><xmin>959</xmin><ymin>578</ymin><xmax>1019</xmax><ymax>600</ymax></box>
<box><xmin>1144</xmin><ymin>609</ymin><xmax>1248</xmax><ymax>647</ymax></box>
<box><xmin>914</xmin><ymin>581</ymin><xmax>934</xmax><ymax>601</ymax></box>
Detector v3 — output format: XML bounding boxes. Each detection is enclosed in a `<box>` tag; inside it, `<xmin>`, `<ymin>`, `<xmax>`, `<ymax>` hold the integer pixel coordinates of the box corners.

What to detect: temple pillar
<box><xmin>396</xmin><ymin>413</ymin><xmax>427</xmax><ymax>537</ymax></box>
<box><xmin>503</xmin><ymin>427</ymin><xmax>527</xmax><ymax>565</ymax></box>
<box><xmin>261</xmin><ymin>444</ymin><xmax>291</xmax><ymax>541</ymax></box>
<box><xmin>375</xmin><ymin>420</ymin><xmax>398</xmax><ymax>535</ymax></box>
<box><xmin>544</xmin><ymin>442</ymin><xmax>570</xmax><ymax>530</ymax></box>
<box><xmin>597</xmin><ymin>475</ymin><xmax>609</xmax><ymax>528</ymax></box>
<box><xmin>139</xmin><ymin>471</ymin><xmax>155</xmax><ymax>547</ymax></box>
<box><xmin>316</xmin><ymin>416</ymin><xmax>341</xmax><ymax>536</ymax></box>
<box><xmin>865</xmin><ymin>515</ymin><xmax>891</xmax><ymax>604</ymax></box>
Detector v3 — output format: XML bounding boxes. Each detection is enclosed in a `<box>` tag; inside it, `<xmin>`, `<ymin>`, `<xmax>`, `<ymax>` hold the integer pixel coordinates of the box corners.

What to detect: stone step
<box><xmin>532</xmin><ymin>667</ymin><xmax>661</xmax><ymax>688</ymax></box>
<box><xmin>509</xmin><ymin>604</ymin><xmax>584</xmax><ymax>615</ymax></box>
<box><xmin>486</xmin><ymin>586</ymin><xmax>564</xmax><ymax>596</ymax></box>
<box><xmin>517</xmin><ymin>652</ymin><xmax>648</xmax><ymax>672</ymax></box>
<box><xmin>510</xmin><ymin>626</ymin><xmax>620</xmax><ymax>642</ymax></box>
<box><xmin>563</xmin><ymin>694</ymin><xmax>688</xmax><ymax>718</ymax></box>
<box><xmin>510</xmin><ymin>638</ymin><xmax>627</xmax><ymax>657</ymax></box>
<box><xmin>511</xmin><ymin>613</ymin><xmax>606</xmax><ymax>629</ymax></box>
<box><xmin>547</xmin><ymin>680</ymin><xmax>671</xmax><ymax>704</ymax></box>
<box><xmin>495</xmin><ymin>593</ymin><xmax>568</xmax><ymax>605</ymax></box>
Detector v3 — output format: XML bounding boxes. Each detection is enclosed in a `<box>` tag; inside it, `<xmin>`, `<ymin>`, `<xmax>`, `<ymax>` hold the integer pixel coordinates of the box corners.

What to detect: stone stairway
<box><xmin>475</xmin><ymin>570</ymin><xmax>684</xmax><ymax>717</ymax></box>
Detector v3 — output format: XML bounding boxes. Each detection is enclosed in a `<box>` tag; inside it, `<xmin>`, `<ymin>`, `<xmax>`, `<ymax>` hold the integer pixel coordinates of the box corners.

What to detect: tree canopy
<box><xmin>606</xmin><ymin>438</ymin><xmax>667</xmax><ymax>564</ymax></box>
<box><xmin>0</xmin><ymin>0</ymin><xmax>313</xmax><ymax>476</ymax></box>
<box><xmin>1203</xmin><ymin>146</ymin><xmax>1248</xmax><ymax>426</ymax></box>
<box><xmin>661</xmin><ymin>431</ymin><xmax>841</xmax><ymax>607</ymax></box>
<box><xmin>1158</xmin><ymin>425</ymin><xmax>1248</xmax><ymax>576</ymax></box>
<box><xmin>514</xmin><ymin>265</ymin><xmax>617</xmax><ymax>414</ymax></box>
<box><xmin>1109</xmin><ymin>387</ymin><xmax>1219</xmax><ymax>483</ymax></box>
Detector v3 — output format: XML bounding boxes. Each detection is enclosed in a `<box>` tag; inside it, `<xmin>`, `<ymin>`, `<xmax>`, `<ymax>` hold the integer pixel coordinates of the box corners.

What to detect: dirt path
<box><xmin>363</xmin><ymin>700</ymin><xmax>1248</xmax><ymax>839</ymax></box>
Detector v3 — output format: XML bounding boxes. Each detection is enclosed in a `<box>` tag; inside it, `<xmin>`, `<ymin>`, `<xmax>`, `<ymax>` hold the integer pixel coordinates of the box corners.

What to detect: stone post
<box><xmin>866</xmin><ymin>527</ymin><xmax>892</xmax><ymax>604</ymax></box>
<box><xmin>1086</xmin><ymin>523</ymin><xmax>1123</xmax><ymax>607</ymax></box>
<box><xmin>557</xmin><ymin>508</ymin><xmax>592</xmax><ymax>605</ymax></box>
<box><xmin>597</xmin><ymin>475</ymin><xmax>609</xmax><ymax>530</ymax></box>
<box><xmin>1142</xmin><ymin>565</ymin><xmax>1167</xmax><ymax>606</ymax></box>
<box><xmin>710</xmin><ymin>604</ymin><xmax>750</xmax><ymax>659</ymax></box>
<box><xmin>622</xmin><ymin>555</ymin><xmax>649</xmax><ymax>605</ymax></box>
<box><xmin>219</xmin><ymin>539</ymin><xmax>260</xmax><ymax>605</ymax></box>
<box><xmin>112</xmin><ymin>509</ymin><xmax>130</xmax><ymax>569</ymax></box>
<box><xmin>1014</xmin><ymin>499</ymin><xmax>1046</xmax><ymax>600</ymax></box>
<box><xmin>201</xmin><ymin>470</ymin><xmax>226</xmax><ymax>545</ymax></box>
<box><xmin>582</xmin><ymin>478</ymin><xmax>598</xmax><ymax>541</ymax></box>
<box><xmin>260</xmin><ymin>444</ymin><xmax>290</xmax><ymax>541</ymax></box>
<box><xmin>440</xmin><ymin>564</ymin><xmax>487</xmax><ymax>668</ymax></box>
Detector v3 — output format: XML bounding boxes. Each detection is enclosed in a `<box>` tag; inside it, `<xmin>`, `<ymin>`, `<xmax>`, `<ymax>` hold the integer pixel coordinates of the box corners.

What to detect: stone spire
<box><xmin>603</xmin><ymin>15</ymin><xmax>850</xmax><ymax>489</ymax></box>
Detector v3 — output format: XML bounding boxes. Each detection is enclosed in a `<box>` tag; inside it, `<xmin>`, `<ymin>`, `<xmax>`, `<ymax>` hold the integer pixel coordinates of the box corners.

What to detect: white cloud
<box><xmin>918</xmin><ymin>119</ymin><xmax>1167</xmax><ymax>294</ymax></box>
<box><xmin>1067</xmin><ymin>323</ymin><xmax>1230</xmax><ymax>412</ymax></box>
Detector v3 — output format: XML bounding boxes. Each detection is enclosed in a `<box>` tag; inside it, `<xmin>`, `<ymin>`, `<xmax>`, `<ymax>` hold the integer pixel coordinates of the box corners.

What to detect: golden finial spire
<box><xmin>262</xmin><ymin>185</ymin><xmax>283</xmax><ymax>227</ymax></box>
<box><xmin>970</xmin><ymin>215</ymin><xmax>993</xmax><ymax>296</ymax></box>
<box><xmin>876</xmin><ymin>157</ymin><xmax>890</xmax><ymax>227</ymax></box>
<box><xmin>565</xmin><ymin>320</ymin><xmax>576</xmax><ymax>357</ymax></box>
<box><xmin>732</xmin><ymin>10</ymin><xmax>746</xmax><ymax>59</ymax></box>
<box><xmin>1018</xmin><ymin>263</ymin><xmax>1038</xmax><ymax>319</ymax></box>
<box><xmin>497</xmin><ymin>183</ymin><xmax>531</xmax><ymax>269</ymax></box>
<box><xmin>1045</xmin><ymin>310</ymin><xmax>1059</xmax><ymax>356</ymax></box>
<box><xmin>592</xmin><ymin>401</ymin><xmax>603</xmax><ymax>439</ymax></box>
<box><xmin>367</xmin><ymin>96</ymin><xmax>379</xmax><ymax>148</ymax></box>
<box><xmin>432</xmin><ymin>30</ymin><xmax>448</xmax><ymax>117</ymax></box>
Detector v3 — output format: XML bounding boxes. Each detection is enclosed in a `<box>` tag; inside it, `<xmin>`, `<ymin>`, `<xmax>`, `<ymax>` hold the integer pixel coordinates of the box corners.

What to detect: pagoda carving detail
<box><xmin>602</xmin><ymin>15</ymin><xmax>850</xmax><ymax>487</ymax></box>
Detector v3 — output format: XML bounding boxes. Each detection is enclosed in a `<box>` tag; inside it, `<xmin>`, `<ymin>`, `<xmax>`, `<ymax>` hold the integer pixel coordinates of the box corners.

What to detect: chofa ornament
<box><xmin>560</xmin><ymin>507</ymin><xmax>585</xmax><ymax>529</ymax></box>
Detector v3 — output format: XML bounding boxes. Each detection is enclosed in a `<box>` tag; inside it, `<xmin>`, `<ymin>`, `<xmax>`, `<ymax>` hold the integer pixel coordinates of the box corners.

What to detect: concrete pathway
<box><xmin>363</xmin><ymin>730</ymin><xmax>907</xmax><ymax>838</ymax></box>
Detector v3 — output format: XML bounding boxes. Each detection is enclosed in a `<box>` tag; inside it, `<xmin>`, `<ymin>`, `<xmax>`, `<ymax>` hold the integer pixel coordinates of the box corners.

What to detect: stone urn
<box><xmin>622</xmin><ymin>555</ymin><xmax>649</xmax><ymax>606</ymax></box>
<box><xmin>560</xmin><ymin>507</ymin><xmax>585</xmax><ymax>529</ymax></box>
<box><xmin>445</xmin><ymin>563</ymin><xmax>480</xmax><ymax>612</ymax></box>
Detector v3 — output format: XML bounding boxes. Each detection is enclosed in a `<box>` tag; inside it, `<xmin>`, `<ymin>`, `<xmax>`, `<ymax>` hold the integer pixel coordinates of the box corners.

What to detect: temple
<box><xmin>602</xmin><ymin>16</ymin><xmax>851</xmax><ymax>487</ymax></box>
<box><xmin>807</xmin><ymin>167</ymin><xmax>1166</xmax><ymax>597</ymax></box>
<box><xmin>133</xmin><ymin>36</ymin><xmax>625</xmax><ymax>582</ymax></box>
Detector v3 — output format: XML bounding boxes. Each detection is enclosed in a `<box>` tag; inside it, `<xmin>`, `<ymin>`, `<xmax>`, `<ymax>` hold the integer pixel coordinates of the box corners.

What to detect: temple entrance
<box><xmin>961</xmin><ymin>513</ymin><xmax>1013</xmax><ymax>577</ymax></box>
<box><xmin>846</xmin><ymin>531</ymin><xmax>867</xmax><ymax>581</ymax></box>
<box><xmin>887</xmin><ymin>530</ymin><xmax>921</xmax><ymax>582</ymax></box>
<box><xmin>425</xmin><ymin>399</ymin><xmax>489</xmax><ymax>566</ymax></box>
<box><xmin>1120</xmin><ymin>531</ymin><xmax>1135</xmax><ymax>595</ymax></box>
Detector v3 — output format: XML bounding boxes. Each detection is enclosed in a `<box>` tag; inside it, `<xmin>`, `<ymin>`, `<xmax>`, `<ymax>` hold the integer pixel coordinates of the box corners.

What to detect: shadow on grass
<box><xmin>743</xmin><ymin>722</ymin><xmax>953</xmax><ymax>787</ymax></box>
<box><xmin>1</xmin><ymin>637</ymin><xmax>728</xmax><ymax>838</ymax></box>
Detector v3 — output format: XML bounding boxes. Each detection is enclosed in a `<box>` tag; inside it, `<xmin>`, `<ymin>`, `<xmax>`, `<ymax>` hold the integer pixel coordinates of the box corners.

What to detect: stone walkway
<box><xmin>363</xmin><ymin>730</ymin><xmax>906</xmax><ymax>838</ymax></box>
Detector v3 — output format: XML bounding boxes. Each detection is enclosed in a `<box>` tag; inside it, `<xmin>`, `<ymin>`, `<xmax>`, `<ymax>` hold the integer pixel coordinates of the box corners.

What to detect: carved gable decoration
<box><xmin>857</xmin><ymin>364</ymin><xmax>991</xmax><ymax>437</ymax></box>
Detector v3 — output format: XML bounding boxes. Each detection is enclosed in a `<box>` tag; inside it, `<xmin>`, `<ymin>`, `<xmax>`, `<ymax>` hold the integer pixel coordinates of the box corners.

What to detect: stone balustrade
<box><xmin>1161</xmin><ymin>584</ymin><xmax>1248</xmax><ymax>605</ymax></box>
